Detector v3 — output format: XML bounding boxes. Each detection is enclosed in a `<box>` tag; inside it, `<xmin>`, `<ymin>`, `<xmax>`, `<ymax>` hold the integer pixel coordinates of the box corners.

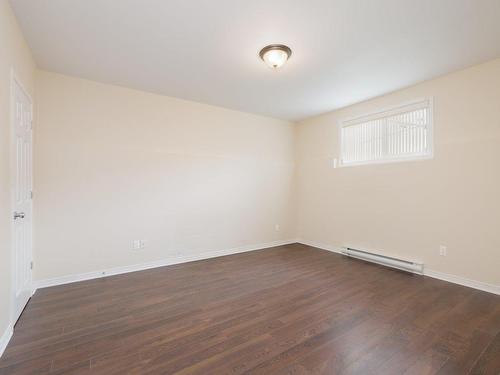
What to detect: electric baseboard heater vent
<box><xmin>341</xmin><ymin>247</ymin><xmax>424</xmax><ymax>274</ymax></box>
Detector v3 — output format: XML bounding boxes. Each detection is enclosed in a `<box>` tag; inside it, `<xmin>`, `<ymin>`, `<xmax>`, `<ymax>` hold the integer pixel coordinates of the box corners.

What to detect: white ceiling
<box><xmin>10</xmin><ymin>0</ymin><xmax>500</xmax><ymax>121</ymax></box>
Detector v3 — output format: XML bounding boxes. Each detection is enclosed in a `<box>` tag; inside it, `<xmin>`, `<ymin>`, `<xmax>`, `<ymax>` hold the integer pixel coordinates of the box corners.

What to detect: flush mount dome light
<box><xmin>259</xmin><ymin>44</ymin><xmax>292</xmax><ymax>69</ymax></box>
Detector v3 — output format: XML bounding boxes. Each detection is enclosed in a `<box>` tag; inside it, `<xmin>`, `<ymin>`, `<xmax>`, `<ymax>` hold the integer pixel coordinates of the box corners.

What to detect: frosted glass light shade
<box><xmin>259</xmin><ymin>45</ymin><xmax>292</xmax><ymax>69</ymax></box>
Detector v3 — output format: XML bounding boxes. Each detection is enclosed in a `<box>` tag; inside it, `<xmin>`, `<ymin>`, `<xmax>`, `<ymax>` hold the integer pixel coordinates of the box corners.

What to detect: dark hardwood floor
<box><xmin>1</xmin><ymin>243</ymin><xmax>499</xmax><ymax>374</ymax></box>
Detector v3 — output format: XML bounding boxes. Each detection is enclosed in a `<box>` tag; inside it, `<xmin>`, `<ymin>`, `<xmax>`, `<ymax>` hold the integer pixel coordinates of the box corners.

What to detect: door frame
<box><xmin>9</xmin><ymin>68</ymin><xmax>34</xmax><ymax>327</ymax></box>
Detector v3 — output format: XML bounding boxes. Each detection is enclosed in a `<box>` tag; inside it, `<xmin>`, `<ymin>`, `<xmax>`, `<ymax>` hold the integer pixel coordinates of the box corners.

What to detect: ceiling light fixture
<box><xmin>259</xmin><ymin>44</ymin><xmax>292</xmax><ymax>69</ymax></box>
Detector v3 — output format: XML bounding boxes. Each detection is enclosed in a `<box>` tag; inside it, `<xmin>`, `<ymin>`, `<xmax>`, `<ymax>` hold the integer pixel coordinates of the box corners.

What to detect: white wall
<box><xmin>296</xmin><ymin>58</ymin><xmax>500</xmax><ymax>287</ymax></box>
<box><xmin>0</xmin><ymin>0</ymin><xmax>36</xmax><ymax>341</ymax></box>
<box><xmin>34</xmin><ymin>71</ymin><xmax>296</xmax><ymax>281</ymax></box>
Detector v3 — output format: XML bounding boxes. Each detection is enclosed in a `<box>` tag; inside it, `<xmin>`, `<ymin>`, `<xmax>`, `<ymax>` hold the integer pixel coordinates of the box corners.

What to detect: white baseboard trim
<box><xmin>32</xmin><ymin>238</ymin><xmax>500</xmax><ymax>296</ymax></box>
<box><xmin>0</xmin><ymin>324</ymin><xmax>13</xmax><ymax>358</ymax></box>
<box><xmin>34</xmin><ymin>239</ymin><xmax>297</xmax><ymax>290</ymax></box>
<box><xmin>424</xmin><ymin>269</ymin><xmax>500</xmax><ymax>295</ymax></box>
<box><xmin>297</xmin><ymin>239</ymin><xmax>500</xmax><ymax>296</ymax></box>
<box><xmin>296</xmin><ymin>239</ymin><xmax>343</xmax><ymax>254</ymax></box>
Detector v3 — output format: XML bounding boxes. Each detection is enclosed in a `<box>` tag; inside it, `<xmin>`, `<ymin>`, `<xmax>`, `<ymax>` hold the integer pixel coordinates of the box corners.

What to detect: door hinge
<box><xmin>30</xmin><ymin>190</ymin><xmax>33</xmax><ymax>199</ymax></box>
<box><xmin>30</xmin><ymin>261</ymin><xmax>34</xmax><ymax>270</ymax></box>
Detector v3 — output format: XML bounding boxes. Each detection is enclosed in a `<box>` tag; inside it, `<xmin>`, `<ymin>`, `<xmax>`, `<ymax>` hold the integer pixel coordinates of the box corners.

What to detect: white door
<box><xmin>11</xmin><ymin>77</ymin><xmax>33</xmax><ymax>324</ymax></box>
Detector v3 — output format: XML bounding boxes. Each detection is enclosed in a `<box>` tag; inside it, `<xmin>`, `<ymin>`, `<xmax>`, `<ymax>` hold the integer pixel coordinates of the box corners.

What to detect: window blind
<box><xmin>340</xmin><ymin>99</ymin><xmax>432</xmax><ymax>166</ymax></box>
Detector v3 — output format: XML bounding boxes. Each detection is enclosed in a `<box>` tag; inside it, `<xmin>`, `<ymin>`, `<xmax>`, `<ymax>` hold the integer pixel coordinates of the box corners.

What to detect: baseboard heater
<box><xmin>341</xmin><ymin>247</ymin><xmax>424</xmax><ymax>274</ymax></box>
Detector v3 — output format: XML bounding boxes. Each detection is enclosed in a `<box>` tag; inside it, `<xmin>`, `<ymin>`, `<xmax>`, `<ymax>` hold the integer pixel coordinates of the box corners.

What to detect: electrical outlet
<box><xmin>439</xmin><ymin>245</ymin><xmax>447</xmax><ymax>256</ymax></box>
<box><xmin>275</xmin><ymin>224</ymin><xmax>280</xmax><ymax>231</ymax></box>
<box><xmin>133</xmin><ymin>240</ymin><xmax>146</xmax><ymax>250</ymax></box>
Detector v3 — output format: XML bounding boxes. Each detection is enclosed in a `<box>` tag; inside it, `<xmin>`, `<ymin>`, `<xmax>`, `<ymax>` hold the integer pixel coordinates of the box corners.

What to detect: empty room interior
<box><xmin>1</xmin><ymin>0</ymin><xmax>500</xmax><ymax>374</ymax></box>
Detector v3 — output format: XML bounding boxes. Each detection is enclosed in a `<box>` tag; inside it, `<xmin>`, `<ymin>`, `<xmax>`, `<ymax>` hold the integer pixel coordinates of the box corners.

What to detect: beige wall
<box><xmin>34</xmin><ymin>71</ymin><xmax>296</xmax><ymax>281</ymax></box>
<box><xmin>32</xmin><ymin>59</ymin><xmax>500</xmax><ymax>288</ymax></box>
<box><xmin>296</xmin><ymin>58</ymin><xmax>500</xmax><ymax>286</ymax></box>
<box><xmin>4</xmin><ymin>2</ymin><xmax>499</xmax><ymax>321</ymax></box>
<box><xmin>0</xmin><ymin>0</ymin><xmax>36</xmax><ymax>337</ymax></box>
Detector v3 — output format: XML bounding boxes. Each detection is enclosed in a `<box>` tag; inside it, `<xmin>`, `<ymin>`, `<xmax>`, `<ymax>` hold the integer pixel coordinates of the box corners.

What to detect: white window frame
<box><xmin>338</xmin><ymin>98</ymin><xmax>434</xmax><ymax>167</ymax></box>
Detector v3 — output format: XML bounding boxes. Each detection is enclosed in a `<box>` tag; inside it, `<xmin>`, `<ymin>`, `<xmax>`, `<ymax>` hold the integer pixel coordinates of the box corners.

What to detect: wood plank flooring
<box><xmin>1</xmin><ymin>243</ymin><xmax>499</xmax><ymax>374</ymax></box>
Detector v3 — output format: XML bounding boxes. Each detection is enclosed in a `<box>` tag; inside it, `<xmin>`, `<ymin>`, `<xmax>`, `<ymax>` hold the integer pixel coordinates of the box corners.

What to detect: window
<box><xmin>339</xmin><ymin>98</ymin><xmax>433</xmax><ymax>166</ymax></box>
